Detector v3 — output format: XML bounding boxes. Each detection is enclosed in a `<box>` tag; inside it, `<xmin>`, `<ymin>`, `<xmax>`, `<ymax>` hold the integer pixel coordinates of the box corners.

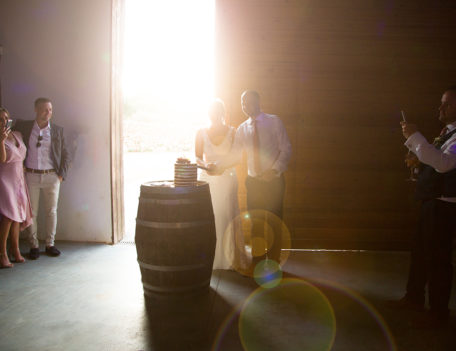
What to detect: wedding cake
<box><xmin>174</xmin><ymin>158</ymin><xmax>197</xmax><ymax>187</ymax></box>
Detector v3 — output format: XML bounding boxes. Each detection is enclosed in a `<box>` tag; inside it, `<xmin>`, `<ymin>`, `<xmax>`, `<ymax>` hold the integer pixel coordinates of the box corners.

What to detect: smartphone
<box><xmin>5</xmin><ymin>119</ymin><xmax>13</xmax><ymax>130</ymax></box>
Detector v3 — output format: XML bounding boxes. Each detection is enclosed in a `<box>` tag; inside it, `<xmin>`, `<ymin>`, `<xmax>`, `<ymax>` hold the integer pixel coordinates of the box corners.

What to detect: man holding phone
<box><xmin>14</xmin><ymin>98</ymin><xmax>70</xmax><ymax>259</ymax></box>
<box><xmin>392</xmin><ymin>86</ymin><xmax>456</xmax><ymax>328</ymax></box>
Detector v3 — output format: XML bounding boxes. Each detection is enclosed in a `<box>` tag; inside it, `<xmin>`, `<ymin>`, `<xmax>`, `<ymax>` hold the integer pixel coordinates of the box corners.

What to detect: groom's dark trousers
<box><xmin>406</xmin><ymin>198</ymin><xmax>456</xmax><ymax>318</ymax></box>
<box><xmin>246</xmin><ymin>174</ymin><xmax>285</xmax><ymax>264</ymax></box>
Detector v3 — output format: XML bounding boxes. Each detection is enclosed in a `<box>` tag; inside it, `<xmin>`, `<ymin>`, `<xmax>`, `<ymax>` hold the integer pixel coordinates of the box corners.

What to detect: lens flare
<box><xmin>253</xmin><ymin>259</ymin><xmax>282</xmax><ymax>289</ymax></box>
<box><xmin>314</xmin><ymin>278</ymin><xmax>398</xmax><ymax>351</ymax></box>
<box><xmin>211</xmin><ymin>302</ymin><xmax>243</xmax><ymax>351</ymax></box>
<box><xmin>223</xmin><ymin>210</ymin><xmax>291</xmax><ymax>277</ymax></box>
<box><xmin>251</xmin><ymin>236</ymin><xmax>268</xmax><ymax>257</ymax></box>
<box><xmin>239</xmin><ymin>279</ymin><xmax>336</xmax><ymax>351</ymax></box>
<box><xmin>212</xmin><ymin>278</ymin><xmax>397</xmax><ymax>350</ymax></box>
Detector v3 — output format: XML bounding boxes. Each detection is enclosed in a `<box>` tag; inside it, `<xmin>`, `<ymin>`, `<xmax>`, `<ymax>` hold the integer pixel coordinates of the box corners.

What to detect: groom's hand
<box><xmin>260</xmin><ymin>169</ymin><xmax>279</xmax><ymax>182</ymax></box>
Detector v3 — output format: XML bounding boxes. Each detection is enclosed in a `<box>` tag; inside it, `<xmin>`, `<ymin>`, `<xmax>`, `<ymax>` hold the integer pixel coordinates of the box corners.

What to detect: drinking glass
<box><xmin>405</xmin><ymin>151</ymin><xmax>419</xmax><ymax>182</ymax></box>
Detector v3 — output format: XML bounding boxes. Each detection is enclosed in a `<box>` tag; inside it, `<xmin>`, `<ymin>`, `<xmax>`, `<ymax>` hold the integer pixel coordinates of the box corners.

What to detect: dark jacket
<box><xmin>13</xmin><ymin>120</ymin><xmax>70</xmax><ymax>180</ymax></box>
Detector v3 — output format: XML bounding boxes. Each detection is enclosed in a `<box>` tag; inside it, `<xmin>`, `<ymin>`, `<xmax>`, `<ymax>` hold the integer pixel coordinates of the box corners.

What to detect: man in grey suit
<box><xmin>14</xmin><ymin>98</ymin><xmax>70</xmax><ymax>259</ymax></box>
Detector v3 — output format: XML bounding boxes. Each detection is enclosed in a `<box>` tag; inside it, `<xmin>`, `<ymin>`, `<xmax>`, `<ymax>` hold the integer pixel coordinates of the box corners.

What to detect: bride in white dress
<box><xmin>195</xmin><ymin>99</ymin><xmax>247</xmax><ymax>271</ymax></box>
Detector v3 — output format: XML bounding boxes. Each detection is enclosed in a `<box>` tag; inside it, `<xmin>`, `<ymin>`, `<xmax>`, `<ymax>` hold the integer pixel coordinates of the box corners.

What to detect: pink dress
<box><xmin>0</xmin><ymin>131</ymin><xmax>33</xmax><ymax>229</ymax></box>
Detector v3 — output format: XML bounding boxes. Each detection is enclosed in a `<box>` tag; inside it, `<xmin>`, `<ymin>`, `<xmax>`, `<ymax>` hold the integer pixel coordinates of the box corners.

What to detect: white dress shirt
<box><xmin>25</xmin><ymin>121</ymin><xmax>54</xmax><ymax>170</ymax></box>
<box><xmin>405</xmin><ymin>122</ymin><xmax>456</xmax><ymax>202</ymax></box>
<box><xmin>219</xmin><ymin>112</ymin><xmax>292</xmax><ymax>177</ymax></box>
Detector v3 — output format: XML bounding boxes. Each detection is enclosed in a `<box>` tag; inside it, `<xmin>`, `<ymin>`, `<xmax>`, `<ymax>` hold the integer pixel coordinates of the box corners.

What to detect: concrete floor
<box><xmin>0</xmin><ymin>242</ymin><xmax>455</xmax><ymax>351</ymax></box>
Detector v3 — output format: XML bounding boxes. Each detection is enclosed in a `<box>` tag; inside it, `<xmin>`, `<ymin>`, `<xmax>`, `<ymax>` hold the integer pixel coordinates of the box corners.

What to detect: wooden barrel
<box><xmin>135</xmin><ymin>180</ymin><xmax>216</xmax><ymax>297</ymax></box>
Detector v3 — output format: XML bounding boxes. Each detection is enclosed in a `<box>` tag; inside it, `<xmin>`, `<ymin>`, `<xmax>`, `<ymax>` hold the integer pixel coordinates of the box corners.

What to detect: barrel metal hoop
<box><xmin>138</xmin><ymin>260</ymin><xmax>205</xmax><ymax>272</ymax></box>
<box><xmin>142</xmin><ymin>279</ymin><xmax>211</xmax><ymax>293</ymax></box>
<box><xmin>138</xmin><ymin>197</ymin><xmax>200</xmax><ymax>205</ymax></box>
<box><xmin>140</xmin><ymin>181</ymin><xmax>209</xmax><ymax>195</ymax></box>
<box><xmin>136</xmin><ymin>219</ymin><xmax>212</xmax><ymax>229</ymax></box>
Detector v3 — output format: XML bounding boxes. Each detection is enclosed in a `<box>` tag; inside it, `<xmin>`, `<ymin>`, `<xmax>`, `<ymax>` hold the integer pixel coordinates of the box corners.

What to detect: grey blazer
<box><xmin>13</xmin><ymin>120</ymin><xmax>70</xmax><ymax>180</ymax></box>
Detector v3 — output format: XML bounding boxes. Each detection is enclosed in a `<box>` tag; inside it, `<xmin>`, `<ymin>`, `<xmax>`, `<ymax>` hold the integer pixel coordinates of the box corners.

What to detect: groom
<box><xmin>210</xmin><ymin>90</ymin><xmax>292</xmax><ymax>267</ymax></box>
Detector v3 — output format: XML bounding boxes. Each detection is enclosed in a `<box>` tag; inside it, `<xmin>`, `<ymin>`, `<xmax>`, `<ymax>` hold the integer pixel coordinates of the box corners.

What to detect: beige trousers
<box><xmin>25</xmin><ymin>172</ymin><xmax>61</xmax><ymax>248</ymax></box>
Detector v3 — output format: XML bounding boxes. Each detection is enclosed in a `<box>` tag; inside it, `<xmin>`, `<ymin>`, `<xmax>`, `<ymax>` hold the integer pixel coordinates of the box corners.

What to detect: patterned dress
<box><xmin>0</xmin><ymin>131</ymin><xmax>33</xmax><ymax>229</ymax></box>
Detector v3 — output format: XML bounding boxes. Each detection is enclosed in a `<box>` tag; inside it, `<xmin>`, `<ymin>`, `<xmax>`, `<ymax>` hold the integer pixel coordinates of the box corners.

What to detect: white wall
<box><xmin>0</xmin><ymin>0</ymin><xmax>113</xmax><ymax>243</ymax></box>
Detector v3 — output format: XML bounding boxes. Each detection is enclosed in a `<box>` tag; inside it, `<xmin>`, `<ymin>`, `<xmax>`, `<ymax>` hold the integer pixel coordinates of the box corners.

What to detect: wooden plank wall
<box><xmin>215</xmin><ymin>0</ymin><xmax>456</xmax><ymax>249</ymax></box>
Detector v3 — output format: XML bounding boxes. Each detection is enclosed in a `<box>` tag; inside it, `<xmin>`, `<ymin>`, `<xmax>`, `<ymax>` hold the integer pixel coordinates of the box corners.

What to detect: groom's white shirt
<box><xmin>217</xmin><ymin>112</ymin><xmax>292</xmax><ymax>177</ymax></box>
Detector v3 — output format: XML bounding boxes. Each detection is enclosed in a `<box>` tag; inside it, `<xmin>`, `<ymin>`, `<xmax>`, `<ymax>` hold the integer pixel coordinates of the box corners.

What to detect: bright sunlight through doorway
<box><xmin>122</xmin><ymin>0</ymin><xmax>215</xmax><ymax>241</ymax></box>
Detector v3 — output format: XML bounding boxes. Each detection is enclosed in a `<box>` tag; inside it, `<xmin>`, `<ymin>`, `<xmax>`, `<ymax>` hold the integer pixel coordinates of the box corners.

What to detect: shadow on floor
<box><xmin>144</xmin><ymin>286</ymin><xmax>241</xmax><ymax>351</ymax></box>
<box><xmin>1</xmin><ymin>242</ymin><xmax>456</xmax><ymax>351</ymax></box>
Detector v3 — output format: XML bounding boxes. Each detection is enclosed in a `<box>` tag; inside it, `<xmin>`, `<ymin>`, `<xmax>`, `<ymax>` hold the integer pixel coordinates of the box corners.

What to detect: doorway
<box><xmin>121</xmin><ymin>0</ymin><xmax>215</xmax><ymax>241</ymax></box>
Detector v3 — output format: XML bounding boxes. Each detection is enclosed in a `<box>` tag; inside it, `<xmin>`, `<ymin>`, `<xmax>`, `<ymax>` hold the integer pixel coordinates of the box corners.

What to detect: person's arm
<box><xmin>195</xmin><ymin>129</ymin><xmax>206</xmax><ymax>168</ymax></box>
<box><xmin>0</xmin><ymin>141</ymin><xmax>6</xmax><ymax>163</ymax></box>
<box><xmin>259</xmin><ymin>118</ymin><xmax>292</xmax><ymax>181</ymax></box>
<box><xmin>271</xmin><ymin>117</ymin><xmax>292</xmax><ymax>174</ymax></box>
<box><xmin>0</xmin><ymin>128</ymin><xmax>10</xmax><ymax>163</ymax></box>
<box><xmin>402</xmin><ymin>122</ymin><xmax>456</xmax><ymax>173</ymax></box>
<box><xmin>57</xmin><ymin>128</ymin><xmax>70</xmax><ymax>181</ymax></box>
<box><xmin>405</xmin><ymin>132</ymin><xmax>456</xmax><ymax>173</ymax></box>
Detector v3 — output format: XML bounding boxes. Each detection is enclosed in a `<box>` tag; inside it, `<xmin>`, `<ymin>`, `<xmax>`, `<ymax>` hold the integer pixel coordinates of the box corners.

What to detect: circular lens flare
<box><xmin>315</xmin><ymin>278</ymin><xmax>398</xmax><ymax>351</ymax></box>
<box><xmin>239</xmin><ymin>279</ymin><xmax>336</xmax><ymax>351</ymax></box>
<box><xmin>251</xmin><ymin>237</ymin><xmax>268</xmax><ymax>257</ymax></box>
<box><xmin>224</xmin><ymin>210</ymin><xmax>291</xmax><ymax>277</ymax></box>
<box><xmin>213</xmin><ymin>278</ymin><xmax>397</xmax><ymax>351</ymax></box>
<box><xmin>253</xmin><ymin>259</ymin><xmax>283</xmax><ymax>289</ymax></box>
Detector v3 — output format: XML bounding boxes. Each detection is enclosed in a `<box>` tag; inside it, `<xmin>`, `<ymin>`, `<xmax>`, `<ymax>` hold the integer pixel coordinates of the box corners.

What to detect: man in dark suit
<box><xmin>14</xmin><ymin>97</ymin><xmax>70</xmax><ymax>259</ymax></box>
<box><xmin>394</xmin><ymin>86</ymin><xmax>456</xmax><ymax>328</ymax></box>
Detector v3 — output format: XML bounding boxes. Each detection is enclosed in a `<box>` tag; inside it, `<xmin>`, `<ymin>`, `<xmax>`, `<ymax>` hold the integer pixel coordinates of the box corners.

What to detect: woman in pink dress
<box><xmin>0</xmin><ymin>107</ymin><xmax>33</xmax><ymax>268</ymax></box>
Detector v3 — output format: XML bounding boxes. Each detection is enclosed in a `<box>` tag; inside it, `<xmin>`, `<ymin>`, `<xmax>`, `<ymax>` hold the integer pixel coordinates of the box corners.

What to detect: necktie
<box><xmin>252</xmin><ymin>119</ymin><xmax>261</xmax><ymax>175</ymax></box>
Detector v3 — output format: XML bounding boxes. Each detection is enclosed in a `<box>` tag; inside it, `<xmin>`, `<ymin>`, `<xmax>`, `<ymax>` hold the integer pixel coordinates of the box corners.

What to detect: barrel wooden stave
<box><xmin>135</xmin><ymin>181</ymin><xmax>216</xmax><ymax>296</ymax></box>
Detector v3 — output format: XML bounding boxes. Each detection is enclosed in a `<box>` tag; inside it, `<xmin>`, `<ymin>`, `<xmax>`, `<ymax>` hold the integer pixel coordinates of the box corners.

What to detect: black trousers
<box><xmin>246</xmin><ymin>174</ymin><xmax>285</xmax><ymax>263</ymax></box>
<box><xmin>405</xmin><ymin>199</ymin><xmax>456</xmax><ymax>316</ymax></box>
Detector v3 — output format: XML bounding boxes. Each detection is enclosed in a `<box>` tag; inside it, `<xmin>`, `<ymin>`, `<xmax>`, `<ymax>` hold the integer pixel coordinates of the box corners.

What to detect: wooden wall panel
<box><xmin>216</xmin><ymin>0</ymin><xmax>456</xmax><ymax>249</ymax></box>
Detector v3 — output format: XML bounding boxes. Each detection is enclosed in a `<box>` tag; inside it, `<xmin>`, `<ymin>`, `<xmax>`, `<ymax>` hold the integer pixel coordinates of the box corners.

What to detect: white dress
<box><xmin>199</xmin><ymin>127</ymin><xmax>246</xmax><ymax>270</ymax></box>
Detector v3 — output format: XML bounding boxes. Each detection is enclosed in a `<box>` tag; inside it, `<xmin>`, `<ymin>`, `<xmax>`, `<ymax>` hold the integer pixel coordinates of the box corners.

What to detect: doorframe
<box><xmin>110</xmin><ymin>0</ymin><xmax>125</xmax><ymax>244</ymax></box>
